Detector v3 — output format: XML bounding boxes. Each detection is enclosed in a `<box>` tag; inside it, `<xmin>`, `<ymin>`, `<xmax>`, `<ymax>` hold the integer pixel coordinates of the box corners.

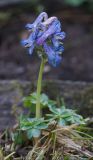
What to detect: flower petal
<box><xmin>28</xmin><ymin>44</ymin><xmax>35</xmax><ymax>55</ymax></box>
<box><xmin>57</xmin><ymin>45</ymin><xmax>64</xmax><ymax>53</ymax></box>
<box><xmin>37</xmin><ymin>20</ymin><xmax>61</xmax><ymax>45</ymax></box>
<box><xmin>35</xmin><ymin>12</ymin><xmax>48</xmax><ymax>24</ymax></box>
<box><xmin>25</xmin><ymin>12</ymin><xmax>48</xmax><ymax>30</ymax></box>
<box><xmin>49</xmin><ymin>54</ymin><xmax>62</xmax><ymax>67</ymax></box>
<box><xmin>55</xmin><ymin>31</ymin><xmax>66</xmax><ymax>40</ymax></box>
<box><xmin>21</xmin><ymin>31</ymin><xmax>36</xmax><ymax>47</ymax></box>
<box><xmin>43</xmin><ymin>43</ymin><xmax>62</xmax><ymax>67</ymax></box>
<box><xmin>21</xmin><ymin>39</ymin><xmax>28</xmax><ymax>47</ymax></box>
<box><xmin>52</xmin><ymin>37</ymin><xmax>64</xmax><ymax>54</ymax></box>
<box><xmin>25</xmin><ymin>23</ymin><xmax>34</xmax><ymax>30</ymax></box>
<box><xmin>41</xmin><ymin>17</ymin><xmax>57</xmax><ymax>27</ymax></box>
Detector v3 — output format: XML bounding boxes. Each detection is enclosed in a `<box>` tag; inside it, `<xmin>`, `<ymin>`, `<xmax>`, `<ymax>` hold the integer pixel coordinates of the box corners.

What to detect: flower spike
<box><xmin>21</xmin><ymin>12</ymin><xmax>65</xmax><ymax>67</ymax></box>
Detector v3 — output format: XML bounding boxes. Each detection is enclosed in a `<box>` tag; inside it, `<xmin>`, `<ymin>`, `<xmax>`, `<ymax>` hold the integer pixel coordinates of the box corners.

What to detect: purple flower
<box><xmin>52</xmin><ymin>38</ymin><xmax>64</xmax><ymax>54</ymax></box>
<box><xmin>36</xmin><ymin>19</ymin><xmax>61</xmax><ymax>45</ymax></box>
<box><xmin>25</xmin><ymin>12</ymin><xmax>48</xmax><ymax>31</ymax></box>
<box><xmin>21</xmin><ymin>12</ymin><xmax>65</xmax><ymax>67</ymax></box>
<box><xmin>54</xmin><ymin>32</ymin><xmax>66</xmax><ymax>40</ymax></box>
<box><xmin>21</xmin><ymin>31</ymin><xmax>37</xmax><ymax>54</ymax></box>
<box><xmin>43</xmin><ymin>43</ymin><xmax>62</xmax><ymax>67</ymax></box>
<box><xmin>21</xmin><ymin>12</ymin><xmax>49</xmax><ymax>54</ymax></box>
<box><xmin>52</xmin><ymin>32</ymin><xmax>65</xmax><ymax>55</ymax></box>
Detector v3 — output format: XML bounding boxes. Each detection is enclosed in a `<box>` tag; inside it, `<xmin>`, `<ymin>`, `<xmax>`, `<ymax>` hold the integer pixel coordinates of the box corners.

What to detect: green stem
<box><xmin>36</xmin><ymin>58</ymin><xmax>45</xmax><ymax>118</ymax></box>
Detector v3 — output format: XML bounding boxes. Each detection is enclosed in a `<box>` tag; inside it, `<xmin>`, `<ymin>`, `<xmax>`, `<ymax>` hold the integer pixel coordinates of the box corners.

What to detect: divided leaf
<box><xmin>19</xmin><ymin>117</ymin><xmax>48</xmax><ymax>139</ymax></box>
<box><xmin>23</xmin><ymin>92</ymin><xmax>49</xmax><ymax>113</ymax></box>
<box><xmin>47</xmin><ymin>103</ymin><xmax>85</xmax><ymax>126</ymax></box>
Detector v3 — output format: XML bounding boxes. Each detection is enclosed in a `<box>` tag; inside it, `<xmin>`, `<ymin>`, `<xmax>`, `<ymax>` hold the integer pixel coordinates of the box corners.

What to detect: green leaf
<box><xmin>61</xmin><ymin>104</ymin><xmax>66</xmax><ymax>110</ymax></box>
<box><xmin>23</xmin><ymin>93</ymin><xmax>50</xmax><ymax>114</ymax></box>
<box><xmin>27</xmin><ymin>129</ymin><xmax>33</xmax><ymax>139</ymax></box>
<box><xmin>58</xmin><ymin>118</ymin><xmax>66</xmax><ymax>126</ymax></box>
<box><xmin>30</xmin><ymin>92</ymin><xmax>37</xmax><ymax>104</ymax></box>
<box><xmin>31</xmin><ymin>129</ymin><xmax>41</xmax><ymax>138</ymax></box>
<box><xmin>19</xmin><ymin>117</ymin><xmax>47</xmax><ymax>139</ymax></box>
<box><xmin>23</xmin><ymin>95</ymin><xmax>36</xmax><ymax>112</ymax></box>
<box><xmin>47</xmin><ymin>100</ymin><xmax>56</xmax><ymax>108</ymax></box>
<box><xmin>36</xmin><ymin>123</ymin><xmax>48</xmax><ymax>129</ymax></box>
<box><xmin>40</xmin><ymin>93</ymin><xmax>49</xmax><ymax>106</ymax></box>
<box><xmin>48</xmin><ymin>105</ymin><xmax>59</xmax><ymax>114</ymax></box>
<box><xmin>23</xmin><ymin>96</ymin><xmax>31</xmax><ymax>107</ymax></box>
<box><xmin>20</xmin><ymin>126</ymin><xmax>32</xmax><ymax>131</ymax></box>
<box><xmin>12</xmin><ymin>131</ymin><xmax>25</xmax><ymax>145</ymax></box>
<box><xmin>47</xmin><ymin>102</ymin><xmax>85</xmax><ymax>126</ymax></box>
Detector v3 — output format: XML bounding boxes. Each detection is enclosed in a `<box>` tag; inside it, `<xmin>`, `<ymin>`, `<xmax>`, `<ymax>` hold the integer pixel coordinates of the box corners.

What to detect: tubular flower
<box><xmin>36</xmin><ymin>19</ymin><xmax>61</xmax><ymax>45</ymax></box>
<box><xmin>25</xmin><ymin>12</ymin><xmax>48</xmax><ymax>31</ymax></box>
<box><xmin>43</xmin><ymin>43</ymin><xmax>62</xmax><ymax>67</ymax></box>
<box><xmin>21</xmin><ymin>12</ymin><xmax>65</xmax><ymax>66</ymax></box>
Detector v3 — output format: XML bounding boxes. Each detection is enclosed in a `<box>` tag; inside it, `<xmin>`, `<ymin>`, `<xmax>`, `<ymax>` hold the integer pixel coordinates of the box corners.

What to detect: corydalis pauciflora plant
<box><xmin>21</xmin><ymin>12</ymin><xmax>65</xmax><ymax>118</ymax></box>
<box><xmin>21</xmin><ymin>12</ymin><xmax>65</xmax><ymax>67</ymax></box>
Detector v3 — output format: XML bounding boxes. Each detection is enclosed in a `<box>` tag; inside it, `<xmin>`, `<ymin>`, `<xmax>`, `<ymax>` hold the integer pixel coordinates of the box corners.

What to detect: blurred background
<box><xmin>0</xmin><ymin>0</ymin><xmax>93</xmax><ymax>82</ymax></box>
